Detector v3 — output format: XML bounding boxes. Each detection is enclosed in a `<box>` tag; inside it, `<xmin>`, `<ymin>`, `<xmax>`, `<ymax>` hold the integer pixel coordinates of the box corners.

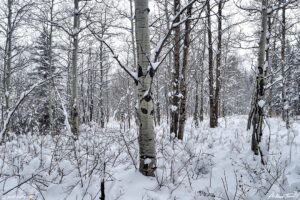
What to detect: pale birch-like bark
<box><xmin>70</xmin><ymin>0</ymin><xmax>80</xmax><ymax>136</ymax></box>
<box><xmin>129</xmin><ymin>0</ymin><xmax>137</xmax><ymax>69</ymax></box>
<box><xmin>135</xmin><ymin>0</ymin><xmax>156</xmax><ymax>176</ymax></box>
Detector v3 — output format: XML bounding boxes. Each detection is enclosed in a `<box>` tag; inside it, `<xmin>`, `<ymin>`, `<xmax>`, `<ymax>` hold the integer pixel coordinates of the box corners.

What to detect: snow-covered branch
<box><xmin>89</xmin><ymin>27</ymin><xmax>139</xmax><ymax>83</ymax></box>
<box><xmin>0</xmin><ymin>73</ymin><xmax>62</xmax><ymax>143</ymax></box>
<box><xmin>149</xmin><ymin>0</ymin><xmax>206</xmax><ymax>76</ymax></box>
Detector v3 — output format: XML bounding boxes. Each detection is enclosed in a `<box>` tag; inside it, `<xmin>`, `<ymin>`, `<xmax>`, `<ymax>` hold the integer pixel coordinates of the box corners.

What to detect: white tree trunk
<box><xmin>135</xmin><ymin>0</ymin><xmax>156</xmax><ymax>176</ymax></box>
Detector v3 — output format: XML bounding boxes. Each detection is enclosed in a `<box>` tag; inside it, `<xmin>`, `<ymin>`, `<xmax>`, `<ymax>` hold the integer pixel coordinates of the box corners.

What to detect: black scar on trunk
<box><xmin>149</xmin><ymin>67</ymin><xmax>155</xmax><ymax>78</ymax></box>
<box><xmin>138</xmin><ymin>66</ymin><xmax>143</xmax><ymax>77</ymax></box>
<box><xmin>141</xmin><ymin>108</ymin><xmax>148</xmax><ymax>114</ymax></box>
<box><xmin>150</xmin><ymin>110</ymin><xmax>154</xmax><ymax>115</ymax></box>
<box><xmin>144</xmin><ymin>95</ymin><xmax>151</xmax><ymax>102</ymax></box>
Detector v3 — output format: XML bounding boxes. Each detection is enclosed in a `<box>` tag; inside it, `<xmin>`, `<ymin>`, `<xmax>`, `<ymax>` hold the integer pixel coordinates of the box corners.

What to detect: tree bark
<box><xmin>281</xmin><ymin>4</ymin><xmax>290</xmax><ymax>129</ymax></box>
<box><xmin>170</xmin><ymin>0</ymin><xmax>181</xmax><ymax>137</ymax></box>
<box><xmin>3</xmin><ymin>0</ymin><xmax>12</xmax><ymax>112</ymax></box>
<box><xmin>70</xmin><ymin>0</ymin><xmax>80</xmax><ymax>137</ymax></box>
<box><xmin>200</xmin><ymin>20</ymin><xmax>206</xmax><ymax>122</ymax></box>
<box><xmin>193</xmin><ymin>77</ymin><xmax>199</xmax><ymax>126</ymax></box>
<box><xmin>214</xmin><ymin>0</ymin><xmax>223</xmax><ymax>125</ymax></box>
<box><xmin>178</xmin><ymin>0</ymin><xmax>192</xmax><ymax>140</ymax></box>
<box><xmin>207</xmin><ymin>1</ymin><xmax>216</xmax><ymax>128</ymax></box>
<box><xmin>47</xmin><ymin>0</ymin><xmax>55</xmax><ymax>133</ymax></box>
<box><xmin>135</xmin><ymin>0</ymin><xmax>156</xmax><ymax>176</ymax></box>
<box><xmin>2</xmin><ymin>0</ymin><xmax>13</xmax><ymax>134</ymax></box>
<box><xmin>163</xmin><ymin>0</ymin><xmax>171</xmax><ymax>124</ymax></box>
<box><xmin>156</xmin><ymin>80</ymin><xmax>161</xmax><ymax>126</ymax></box>
<box><xmin>251</xmin><ymin>0</ymin><xmax>268</xmax><ymax>157</ymax></box>
<box><xmin>129</xmin><ymin>0</ymin><xmax>137</xmax><ymax>69</ymax></box>
<box><xmin>99</xmin><ymin>41</ymin><xmax>105</xmax><ymax>128</ymax></box>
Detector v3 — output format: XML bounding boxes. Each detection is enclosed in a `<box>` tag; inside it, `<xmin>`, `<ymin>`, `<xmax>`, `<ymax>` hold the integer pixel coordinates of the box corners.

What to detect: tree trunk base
<box><xmin>139</xmin><ymin>157</ymin><xmax>156</xmax><ymax>177</ymax></box>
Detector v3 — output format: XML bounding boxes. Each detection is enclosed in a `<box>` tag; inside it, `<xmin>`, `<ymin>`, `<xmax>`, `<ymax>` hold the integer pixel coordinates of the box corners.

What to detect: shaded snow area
<box><xmin>0</xmin><ymin>116</ymin><xmax>300</xmax><ymax>200</ymax></box>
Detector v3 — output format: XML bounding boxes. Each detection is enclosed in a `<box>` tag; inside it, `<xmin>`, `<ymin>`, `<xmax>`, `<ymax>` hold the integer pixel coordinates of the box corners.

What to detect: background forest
<box><xmin>0</xmin><ymin>0</ymin><xmax>300</xmax><ymax>199</ymax></box>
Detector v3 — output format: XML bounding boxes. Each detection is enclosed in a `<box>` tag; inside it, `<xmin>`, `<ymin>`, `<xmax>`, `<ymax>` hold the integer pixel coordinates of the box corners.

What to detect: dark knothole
<box><xmin>150</xmin><ymin>110</ymin><xmax>154</xmax><ymax>115</ymax></box>
<box><xmin>144</xmin><ymin>95</ymin><xmax>151</xmax><ymax>102</ymax></box>
<box><xmin>149</xmin><ymin>67</ymin><xmax>155</xmax><ymax>78</ymax></box>
<box><xmin>141</xmin><ymin>108</ymin><xmax>148</xmax><ymax>114</ymax></box>
<box><xmin>138</xmin><ymin>66</ymin><xmax>143</xmax><ymax>77</ymax></box>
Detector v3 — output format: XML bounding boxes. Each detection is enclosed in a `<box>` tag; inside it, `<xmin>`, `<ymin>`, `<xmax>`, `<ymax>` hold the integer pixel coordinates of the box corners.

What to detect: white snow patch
<box><xmin>170</xmin><ymin>105</ymin><xmax>177</xmax><ymax>112</ymax></box>
<box><xmin>258</xmin><ymin>100</ymin><xmax>265</xmax><ymax>108</ymax></box>
<box><xmin>144</xmin><ymin>158</ymin><xmax>152</xmax><ymax>164</ymax></box>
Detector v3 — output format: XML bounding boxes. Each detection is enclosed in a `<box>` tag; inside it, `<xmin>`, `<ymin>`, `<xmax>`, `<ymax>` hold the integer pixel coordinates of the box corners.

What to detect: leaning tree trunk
<box><xmin>250</xmin><ymin>0</ymin><xmax>268</xmax><ymax>157</ymax></box>
<box><xmin>135</xmin><ymin>0</ymin><xmax>156</xmax><ymax>176</ymax></box>
<box><xmin>170</xmin><ymin>0</ymin><xmax>181</xmax><ymax>137</ymax></box>
<box><xmin>2</xmin><ymin>0</ymin><xmax>13</xmax><ymax>133</ymax></box>
<box><xmin>178</xmin><ymin>1</ymin><xmax>192</xmax><ymax>140</ymax></box>
<box><xmin>70</xmin><ymin>0</ymin><xmax>80</xmax><ymax>137</ymax></box>
<box><xmin>3</xmin><ymin>0</ymin><xmax>13</xmax><ymax>118</ymax></box>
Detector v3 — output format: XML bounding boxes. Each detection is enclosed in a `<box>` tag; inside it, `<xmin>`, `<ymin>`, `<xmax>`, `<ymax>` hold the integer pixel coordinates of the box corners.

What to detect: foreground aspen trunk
<box><xmin>250</xmin><ymin>0</ymin><xmax>268</xmax><ymax>159</ymax></box>
<box><xmin>135</xmin><ymin>0</ymin><xmax>156</xmax><ymax>176</ymax></box>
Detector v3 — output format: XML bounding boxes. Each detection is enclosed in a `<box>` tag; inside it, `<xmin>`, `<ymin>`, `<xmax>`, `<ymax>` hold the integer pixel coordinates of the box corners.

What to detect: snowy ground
<box><xmin>0</xmin><ymin>116</ymin><xmax>299</xmax><ymax>200</ymax></box>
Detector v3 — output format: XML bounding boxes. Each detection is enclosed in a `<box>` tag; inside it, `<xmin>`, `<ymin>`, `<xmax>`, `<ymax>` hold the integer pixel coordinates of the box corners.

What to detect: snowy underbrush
<box><xmin>0</xmin><ymin>116</ymin><xmax>299</xmax><ymax>200</ymax></box>
<box><xmin>0</xmin><ymin>123</ymin><xmax>138</xmax><ymax>200</ymax></box>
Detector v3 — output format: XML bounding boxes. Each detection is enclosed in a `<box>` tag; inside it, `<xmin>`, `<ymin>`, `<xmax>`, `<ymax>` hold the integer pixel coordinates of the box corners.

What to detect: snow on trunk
<box><xmin>250</xmin><ymin>0</ymin><xmax>268</xmax><ymax>158</ymax></box>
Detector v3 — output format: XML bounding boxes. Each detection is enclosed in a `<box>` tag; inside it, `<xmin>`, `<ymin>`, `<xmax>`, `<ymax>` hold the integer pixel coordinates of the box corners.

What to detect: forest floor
<box><xmin>0</xmin><ymin>116</ymin><xmax>299</xmax><ymax>200</ymax></box>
